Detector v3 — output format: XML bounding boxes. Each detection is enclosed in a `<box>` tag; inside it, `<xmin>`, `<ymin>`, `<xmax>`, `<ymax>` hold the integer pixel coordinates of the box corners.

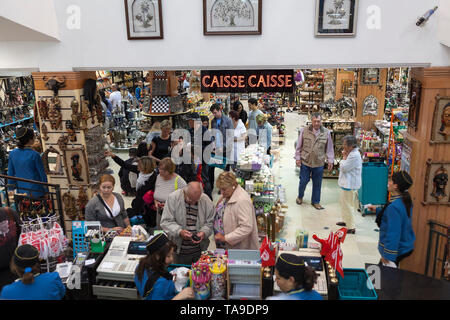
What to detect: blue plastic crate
<box><xmin>208</xmin><ymin>154</ymin><xmax>228</xmax><ymax>170</ymax></box>
<box><xmin>337</xmin><ymin>268</ymin><xmax>378</xmax><ymax>300</ymax></box>
<box><xmin>359</xmin><ymin>162</ymin><xmax>388</xmax><ymax>206</ymax></box>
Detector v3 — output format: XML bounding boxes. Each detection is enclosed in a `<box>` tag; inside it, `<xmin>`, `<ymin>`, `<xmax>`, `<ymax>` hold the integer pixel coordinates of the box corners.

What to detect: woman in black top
<box><xmin>233</xmin><ymin>101</ymin><xmax>248</xmax><ymax>126</ymax></box>
<box><xmin>105</xmin><ymin>151</ymin><xmax>157</xmax><ymax>227</ymax></box>
<box><xmin>150</xmin><ymin>120</ymin><xmax>172</xmax><ymax>164</ymax></box>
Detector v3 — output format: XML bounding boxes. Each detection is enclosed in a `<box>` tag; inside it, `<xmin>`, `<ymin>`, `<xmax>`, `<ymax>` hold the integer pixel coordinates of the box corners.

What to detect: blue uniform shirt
<box><xmin>377</xmin><ymin>198</ymin><xmax>415</xmax><ymax>262</ymax></box>
<box><xmin>8</xmin><ymin>147</ymin><xmax>48</xmax><ymax>198</ymax></box>
<box><xmin>0</xmin><ymin>272</ymin><xmax>66</xmax><ymax>300</ymax></box>
<box><xmin>287</xmin><ymin>288</ymin><xmax>323</xmax><ymax>300</ymax></box>
<box><xmin>134</xmin><ymin>269</ymin><xmax>176</xmax><ymax>300</ymax></box>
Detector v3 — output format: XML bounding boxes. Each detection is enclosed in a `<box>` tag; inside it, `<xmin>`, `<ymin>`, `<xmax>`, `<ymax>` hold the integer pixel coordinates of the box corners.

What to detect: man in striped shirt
<box><xmin>160</xmin><ymin>182</ymin><xmax>215</xmax><ymax>265</ymax></box>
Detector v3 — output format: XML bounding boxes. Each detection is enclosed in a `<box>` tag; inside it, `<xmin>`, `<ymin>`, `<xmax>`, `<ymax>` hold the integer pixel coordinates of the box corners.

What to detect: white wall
<box><xmin>0</xmin><ymin>0</ymin><xmax>449</xmax><ymax>72</ymax></box>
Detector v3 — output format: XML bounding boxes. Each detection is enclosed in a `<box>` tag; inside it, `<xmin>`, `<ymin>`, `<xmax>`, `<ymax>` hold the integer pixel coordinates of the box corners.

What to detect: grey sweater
<box><xmin>85</xmin><ymin>192</ymin><xmax>128</xmax><ymax>228</ymax></box>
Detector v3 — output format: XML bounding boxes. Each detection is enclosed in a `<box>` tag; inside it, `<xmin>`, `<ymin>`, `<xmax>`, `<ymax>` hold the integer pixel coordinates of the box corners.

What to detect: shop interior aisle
<box><xmin>109</xmin><ymin>111</ymin><xmax>382</xmax><ymax>269</ymax></box>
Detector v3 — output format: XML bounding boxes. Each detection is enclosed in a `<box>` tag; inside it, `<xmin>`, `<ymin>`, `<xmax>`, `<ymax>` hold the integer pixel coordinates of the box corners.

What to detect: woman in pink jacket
<box><xmin>214</xmin><ymin>172</ymin><xmax>259</xmax><ymax>250</ymax></box>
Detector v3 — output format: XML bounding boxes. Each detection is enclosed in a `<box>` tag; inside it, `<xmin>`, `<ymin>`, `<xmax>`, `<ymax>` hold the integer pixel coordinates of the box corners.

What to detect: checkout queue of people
<box><xmin>1</xmin><ymin>100</ymin><xmax>418</xmax><ymax>301</ymax></box>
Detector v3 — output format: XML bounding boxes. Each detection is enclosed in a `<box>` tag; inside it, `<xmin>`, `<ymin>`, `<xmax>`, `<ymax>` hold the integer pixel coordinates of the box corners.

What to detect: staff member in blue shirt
<box><xmin>274</xmin><ymin>253</ymin><xmax>323</xmax><ymax>300</ymax></box>
<box><xmin>134</xmin><ymin>233</ymin><xmax>194</xmax><ymax>300</ymax></box>
<box><xmin>8</xmin><ymin>127</ymin><xmax>48</xmax><ymax>198</ymax></box>
<box><xmin>367</xmin><ymin>171</ymin><xmax>415</xmax><ymax>267</ymax></box>
<box><xmin>0</xmin><ymin>244</ymin><xmax>65</xmax><ymax>300</ymax></box>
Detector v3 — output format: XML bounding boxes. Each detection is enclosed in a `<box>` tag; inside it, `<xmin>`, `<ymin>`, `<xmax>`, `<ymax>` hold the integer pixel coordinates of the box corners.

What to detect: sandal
<box><xmin>296</xmin><ymin>198</ymin><xmax>303</xmax><ymax>205</ymax></box>
<box><xmin>312</xmin><ymin>204</ymin><xmax>325</xmax><ymax>210</ymax></box>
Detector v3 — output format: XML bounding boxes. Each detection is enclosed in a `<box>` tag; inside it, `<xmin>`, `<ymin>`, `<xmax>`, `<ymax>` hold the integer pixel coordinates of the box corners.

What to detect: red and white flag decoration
<box><xmin>313</xmin><ymin>228</ymin><xmax>347</xmax><ymax>278</ymax></box>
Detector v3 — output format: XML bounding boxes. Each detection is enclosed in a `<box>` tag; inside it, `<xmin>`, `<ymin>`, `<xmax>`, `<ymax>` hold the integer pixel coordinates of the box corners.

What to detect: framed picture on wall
<box><xmin>408</xmin><ymin>78</ymin><xmax>422</xmax><ymax>131</ymax></box>
<box><xmin>361</xmin><ymin>68</ymin><xmax>380</xmax><ymax>85</ymax></box>
<box><xmin>63</xmin><ymin>147</ymin><xmax>90</xmax><ymax>186</ymax></box>
<box><xmin>315</xmin><ymin>0</ymin><xmax>358</xmax><ymax>37</ymax></box>
<box><xmin>124</xmin><ymin>0</ymin><xmax>163</xmax><ymax>40</ymax></box>
<box><xmin>423</xmin><ymin>159</ymin><xmax>450</xmax><ymax>206</ymax></box>
<box><xmin>430</xmin><ymin>95</ymin><xmax>450</xmax><ymax>144</ymax></box>
<box><xmin>203</xmin><ymin>0</ymin><xmax>262</xmax><ymax>35</ymax></box>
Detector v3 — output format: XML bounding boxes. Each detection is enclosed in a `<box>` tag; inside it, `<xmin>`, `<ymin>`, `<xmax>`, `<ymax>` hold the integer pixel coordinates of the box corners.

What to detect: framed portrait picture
<box><xmin>430</xmin><ymin>95</ymin><xmax>450</xmax><ymax>144</ymax></box>
<box><xmin>203</xmin><ymin>0</ymin><xmax>262</xmax><ymax>35</ymax></box>
<box><xmin>361</xmin><ymin>68</ymin><xmax>380</xmax><ymax>85</ymax></box>
<box><xmin>315</xmin><ymin>0</ymin><xmax>358</xmax><ymax>37</ymax></box>
<box><xmin>408</xmin><ymin>78</ymin><xmax>422</xmax><ymax>131</ymax></box>
<box><xmin>63</xmin><ymin>147</ymin><xmax>90</xmax><ymax>186</ymax></box>
<box><xmin>423</xmin><ymin>159</ymin><xmax>450</xmax><ymax>206</ymax></box>
<box><xmin>124</xmin><ymin>0</ymin><xmax>163</xmax><ymax>40</ymax></box>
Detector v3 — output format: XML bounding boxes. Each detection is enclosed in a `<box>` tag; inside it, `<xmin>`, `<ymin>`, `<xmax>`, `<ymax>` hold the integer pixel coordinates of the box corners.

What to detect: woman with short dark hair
<box><xmin>7</xmin><ymin>127</ymin><xmax>48</xmax><ymax>198</ymax></box>
<box><xmin>232</xmin><ymin>100</ymin><xmax>248</xmax><ymax>125</ymax></box>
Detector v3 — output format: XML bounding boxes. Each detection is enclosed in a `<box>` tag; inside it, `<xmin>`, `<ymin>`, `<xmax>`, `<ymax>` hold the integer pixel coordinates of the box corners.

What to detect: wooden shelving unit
<box><xmin>298</xmin><ymin>69</ymin><xmax>324</xmax><ymax>114</ymax></box>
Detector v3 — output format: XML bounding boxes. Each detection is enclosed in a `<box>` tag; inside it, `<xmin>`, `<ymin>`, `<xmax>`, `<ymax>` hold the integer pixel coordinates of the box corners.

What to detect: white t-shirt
<box><xmin>109</xmin><ymin>91</ymin><xmax>122</xmax><ymax>110</ymax></box>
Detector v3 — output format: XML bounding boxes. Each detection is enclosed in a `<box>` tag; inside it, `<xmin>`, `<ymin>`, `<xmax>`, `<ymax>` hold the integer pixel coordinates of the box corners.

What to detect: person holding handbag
<box><xmin>85</xmin><ymin>174</ymin><xmax>130</xmax><ymax>233</ymax></box>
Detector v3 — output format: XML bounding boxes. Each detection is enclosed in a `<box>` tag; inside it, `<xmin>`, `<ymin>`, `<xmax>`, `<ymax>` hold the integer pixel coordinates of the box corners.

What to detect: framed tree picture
<box><xmin>315</xmin><ymin>0</ymin><xmax>358</xmax><ymax>37</ymax></box>
<box><xmin>203</xmin><ymin>0</ymin><xmax>262</xmax><ymax>35</ymax></box>
<box><xmin>430</xmin><ymin>95</ymin><xmax>450</xmax><ymax>144</ymax></box>
<box><xmin>408</xmin><ymin>78</ymin><xmax>422</xmax><ymax>131</ymax></box>
<box><xmin>124</xmin><ymin>0</ymin><xmax>163</xmax><ymax>40</ymax></box>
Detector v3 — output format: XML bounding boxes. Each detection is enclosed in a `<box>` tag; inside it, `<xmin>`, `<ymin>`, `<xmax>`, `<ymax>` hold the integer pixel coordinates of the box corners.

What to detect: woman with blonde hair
<box><xmin>105</xmin><ymin>151</ymin><xmax>157</xmax><ymax>228</ymax></box>
<box><xmin>85</xmin><ymin>174</ymin><xmax>131</xmax><ymax>233</ymax></box>
<box><xmin>154</xmin><ymin>158</ymin><xmax>187</xmax><ymax>228</ymax></box>
<box><xmin>150</xmin><ymin>120</ymin><xmax>173</xmax><ymax>164</ymax></box>
<box><xmin>214</xmin><ymin>171</ymin><xmax>259</xmax><ymax>250</ymax></box>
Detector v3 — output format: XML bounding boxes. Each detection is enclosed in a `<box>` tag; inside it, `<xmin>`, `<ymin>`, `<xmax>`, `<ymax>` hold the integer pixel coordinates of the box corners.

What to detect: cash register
<box><xmin>273</xmin><ymin>248</ymin><xmax>329</xmax><ymax>299</ymax></box>
<box><xmin>93</xmin><ymin>236</ymin><xmax>147</xmax><ymax>300</ymax></box>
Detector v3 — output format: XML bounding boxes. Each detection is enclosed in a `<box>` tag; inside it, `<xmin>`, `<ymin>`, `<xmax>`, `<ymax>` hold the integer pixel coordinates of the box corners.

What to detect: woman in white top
<box><xmin>336</xmin><ymin>135</ymin><xmax>362</xmax><ymax>234</ymax></box>
<box><xmin>85</xmin><ymin>174</ymin><xmax>130</xmax><ymax>233</ymax></box>
<box><xmin>228</xmin><ymin>110</ymin><xmax>247</xmax><ymax>166</ymax></box>
<box><xmin>154</xmin><ymin>158</ymin><xmax>187</xmax><ymax>227</ymax></box>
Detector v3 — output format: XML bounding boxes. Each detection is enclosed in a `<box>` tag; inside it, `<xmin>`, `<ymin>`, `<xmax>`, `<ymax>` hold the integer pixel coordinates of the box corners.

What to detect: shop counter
<box><xmin>368</xmin><ymin>264</ymin><xmax>450</xmax><ymax>300</ymax></box>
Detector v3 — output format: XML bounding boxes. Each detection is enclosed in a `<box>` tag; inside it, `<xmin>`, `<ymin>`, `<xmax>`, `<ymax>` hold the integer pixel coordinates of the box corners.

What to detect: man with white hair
<box><xmin>160</xmin><ymin>182</ymin><xmax>215</xmax><ymax>264</ymax></box>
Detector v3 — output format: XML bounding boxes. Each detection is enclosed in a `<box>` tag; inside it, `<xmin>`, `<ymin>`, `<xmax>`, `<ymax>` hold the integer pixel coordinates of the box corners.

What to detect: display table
<box><xmin>367</xmin><ymin>264</ymin><xmax>450</xmax><ymax>300</ymax></box>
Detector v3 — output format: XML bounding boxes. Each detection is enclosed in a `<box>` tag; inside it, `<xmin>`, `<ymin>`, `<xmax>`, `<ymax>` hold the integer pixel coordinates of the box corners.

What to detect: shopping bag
<box><xmin>259</xmin><ymin>235</ymin><xmax>276</xmax><ymax>267</ymax></box>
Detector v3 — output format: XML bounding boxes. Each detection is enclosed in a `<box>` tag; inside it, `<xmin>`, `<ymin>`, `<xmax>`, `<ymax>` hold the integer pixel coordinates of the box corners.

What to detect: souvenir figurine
<box><xmin>62</xmin><ymin>192</ymin><xmax>78</xmax><ymax>220</ymax></box>
<box><xmin>438</xmin><ymin>103</ymin><xmax>450</xmax><ymax>141</ymax></box>
<box><xmin>43</xmin><ymin>76</ymin><xmax>66</xmax><ymax>97</ymax></box>
<box><xmin>48</xmin><ymin>97</ymin><xmax>63</xmax><ymax>130</ymax></box>
<box><xmin>431</xmin><ymin>167</ymin><xmax>448</xmax><ymax>202</ymax></box>
<box><xmin>42</xmin><ymin>146</ymin><xmax>60</xmax><ymax>174</ymax></box>
<box><xmin>70</xmin><ymin>98</ymin><xmax>81</xmax><ymax>129</ymax></box>
<box><xmin>41</xmin><ymin>122</ymin><xmax>49</xmax><ymax>141</ymax></box>
<box><xmin>57</xmin><ymin>135</ymin><xmax>69</xmax><ymax>151</ymax></box>
<box><xmin>77</xmin><ymin>186</ymin><xmax>89</xmax><ymax>220</ymax></box>
<box><xmin>66</xmin><ymin>120</ymin><xmax>77</xmax><ymax>142</ymax></box>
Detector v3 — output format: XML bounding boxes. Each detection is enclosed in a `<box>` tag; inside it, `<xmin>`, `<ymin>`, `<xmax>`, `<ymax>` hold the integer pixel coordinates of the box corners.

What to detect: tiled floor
<box><xmin>108</xmin><ymin>110</ymin><xmax>381</xmax><ymax>268</ymax></box>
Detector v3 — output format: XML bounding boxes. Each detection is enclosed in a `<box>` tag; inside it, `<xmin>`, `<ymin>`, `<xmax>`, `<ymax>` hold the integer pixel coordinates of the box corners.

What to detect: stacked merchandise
<box><xmin>0</xmin><ymin>76</ymin><xmax>35</xmax><ymax>162</ymax></box>
<box><xmin>355</xmin><ymin>129</ymin><xmax>385</xmax><ymax>161</ymax></box>
<box><xmin>384</xmin><ymin>68</ymin><xmax>410</xmax><ymax>121</ymax></box>
<box><xmin>298</xmin><ymin>69</ymin><xmax>324</xmax><ymax>114</ymax></box>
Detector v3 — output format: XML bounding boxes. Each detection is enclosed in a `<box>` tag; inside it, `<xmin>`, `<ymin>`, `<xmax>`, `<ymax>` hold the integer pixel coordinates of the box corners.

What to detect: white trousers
<box><xmin>340</xmin><ymin>189</ymin><xmax>358</xmax><ymax>229</ymax></box>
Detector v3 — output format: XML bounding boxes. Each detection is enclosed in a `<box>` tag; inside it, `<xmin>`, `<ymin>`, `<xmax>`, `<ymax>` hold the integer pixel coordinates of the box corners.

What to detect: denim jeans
<box><xmin>298</xmin><ymin>164</ymin><xmax>324</xmax><ymax>205</ymax></box>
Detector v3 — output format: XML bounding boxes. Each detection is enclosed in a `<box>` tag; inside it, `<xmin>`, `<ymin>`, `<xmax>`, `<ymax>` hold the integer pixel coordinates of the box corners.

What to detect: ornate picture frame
<box><xmin>430</xmin><ymin>95</ymin><xmax>450</xmax><ymax>144</ymax></box>
<box><xmin>423</xmin><ymin>159</ymin><xmax>450</xmax><ymax>206</ymax></box>
<box><xmin>315</xmin><ymin>0</ymin><xmax>358</xmax><ymax>37</ymax></box>
<box><xmin>124</xmin><ymin>0</ymin><xmax>164</xmax><ymax>40</ymax></box>
<box><xmin>63</xmin><ymin>147</ymin><xmax>90</xmax><ymax>186</ymax></box>
<box><xmin>203</xmin><ymin>0</ymin><xmax>262</xmax><ymax>35</ymax></box>
<box><xmin>360</xmin><ymin>68</ymin><xmax>380</xmax><ymax>85</ymax></box>
<box><xmin>408</xmin><ymin>78</ymin><xmax>422</xmax><ymax>131</ymax></box>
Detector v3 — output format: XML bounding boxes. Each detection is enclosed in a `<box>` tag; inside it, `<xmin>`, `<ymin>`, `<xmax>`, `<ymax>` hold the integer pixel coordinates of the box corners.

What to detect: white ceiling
<box><xmin>0</xmin><ymin>17</ymin><xmax>59</xmax><ymax>41</ymax></box>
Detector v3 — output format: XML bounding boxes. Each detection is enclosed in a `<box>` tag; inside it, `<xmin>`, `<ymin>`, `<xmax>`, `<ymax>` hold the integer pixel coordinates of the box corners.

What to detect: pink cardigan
<box><xmin>222</xmin><ymin>185</ymin><xmax>260</xmax><ymax>250</ymax></box>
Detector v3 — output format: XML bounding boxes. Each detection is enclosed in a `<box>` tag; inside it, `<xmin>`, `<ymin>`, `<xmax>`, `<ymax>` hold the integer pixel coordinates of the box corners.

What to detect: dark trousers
<box><xmin>395</xmin><ymin>250</ymin><xmax>414</xmax><ymax>267</ymax></box>
<box><xmin>298</xmin><ymin>164</ymin><xmax>324</xmax><ymax>204</ymax></box>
